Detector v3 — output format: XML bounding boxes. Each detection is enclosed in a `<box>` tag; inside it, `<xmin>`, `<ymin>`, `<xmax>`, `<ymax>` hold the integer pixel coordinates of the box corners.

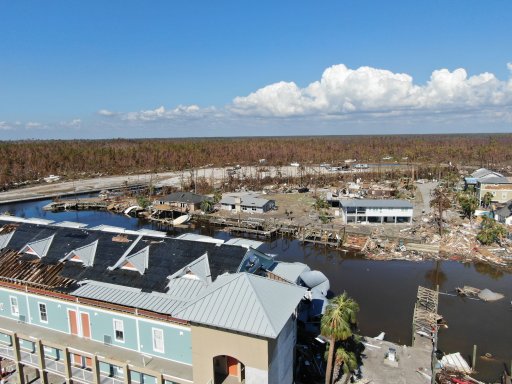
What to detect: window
<box><xmin>152</xmin><ymin>328</ymin><xmax>164</xmax><ymax>353</ymax></box>
<box><xmin>10</xmin><ymin>296</ymin><xmax>19</xmax><ymax>316</ymax></box>
<box><xmin>113</xmin><ymin>319</ymin><xmax>124</xmax><ymax>342</ymax></box>
<box><xmin>39</xmin><ymin>303</ymin><xmax>48</xmax><ymax>322</ymax></box>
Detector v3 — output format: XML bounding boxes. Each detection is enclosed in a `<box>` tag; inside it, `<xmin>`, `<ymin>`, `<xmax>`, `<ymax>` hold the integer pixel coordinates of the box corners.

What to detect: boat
<box><xmin>124</xmin><ymin>205</ymin><xmax>143</xmax><ymax>215</ymax></box>
<box><xmin>172</xmin><ymin>214</ymin><xmax>190</xmax><ymax>225</ymax></box>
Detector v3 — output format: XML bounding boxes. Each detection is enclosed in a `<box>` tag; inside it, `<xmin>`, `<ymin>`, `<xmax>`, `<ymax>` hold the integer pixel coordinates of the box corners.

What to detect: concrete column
<box><xmin>63</xmin><ymin>348</ymin><xmax>72</xmax><ymax>384</ymax></box>
<box><xmin>123</xmin><ymin>364</ymin><xmax>130</xmax><ymax>384</ymax></box>
<box><xmin>91</xmin><ymin>355</ymin><xmax>100</xmax><ymax>384</ymax></box>
<box><xmin>35</xmin><ymin>340</ymin><xmax>48</xmax><ymax>384</ymax></box>
<box><xmin>394</xmin><ymin>216</ymin><xmax>397</xmax><ymax>224</ymax></box>
<box><xmin>155</xmin><ymin>374</ymin><xmax>163</xmax><ymax>384</ymax></box>
<box><xmin>12</xmin><ymin>333</ymin><xmax>25</xmax><ymax>384</ymax></box>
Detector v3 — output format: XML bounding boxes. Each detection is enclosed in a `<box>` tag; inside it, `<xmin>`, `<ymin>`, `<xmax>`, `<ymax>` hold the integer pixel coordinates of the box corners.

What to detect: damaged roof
<box><xmin>0</xmin><ymin>221</ymin><xmax>248</xmax><ymax>292</ymax></box>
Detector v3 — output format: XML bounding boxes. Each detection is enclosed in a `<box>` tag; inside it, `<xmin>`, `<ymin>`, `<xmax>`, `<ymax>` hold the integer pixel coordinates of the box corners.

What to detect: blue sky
<box><xmin>0</xmin><ymin>0</ymin><xmax>511</xmax><ymax>139</ymax></box>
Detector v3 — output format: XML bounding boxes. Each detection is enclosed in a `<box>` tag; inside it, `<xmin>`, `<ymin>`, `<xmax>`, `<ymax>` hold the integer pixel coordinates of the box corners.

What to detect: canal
<box><xmin>1</xmin><ymin>197</ymin><xmax>511</xmax><ymax>382</ymax></box>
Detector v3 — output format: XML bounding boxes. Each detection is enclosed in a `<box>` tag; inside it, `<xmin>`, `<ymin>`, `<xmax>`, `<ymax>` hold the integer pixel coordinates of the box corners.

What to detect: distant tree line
<box><xmin>1</xmin><ymin>134</ymin><xmax>511</xmax><ymax>190</ymax></box>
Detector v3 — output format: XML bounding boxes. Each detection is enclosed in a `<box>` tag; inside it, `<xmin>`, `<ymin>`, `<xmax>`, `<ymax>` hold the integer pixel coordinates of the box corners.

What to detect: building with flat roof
<box><xmin>0</xmin><ymin>217</ymin><xmax>324</xmax><ymax>384</ymax></box>
<box><xmin>220</xmin><ymin>194</ymin><xmax>275</xmax><ymax>213</ymax></box>
<box><xmin>339</xmin><ymin>199</ymin><xmax>413</xmax><ymax>224</ymax></box>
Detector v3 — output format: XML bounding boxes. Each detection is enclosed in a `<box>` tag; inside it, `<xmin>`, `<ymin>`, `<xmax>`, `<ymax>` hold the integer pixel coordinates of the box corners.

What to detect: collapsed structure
<box><xmin>0</xmin><ymin>217</ymin><xmax>328</xmax><ymax>384</ymax></box>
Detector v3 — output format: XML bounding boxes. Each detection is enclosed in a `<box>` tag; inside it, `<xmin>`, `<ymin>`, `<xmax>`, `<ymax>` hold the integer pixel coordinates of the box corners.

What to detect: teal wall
<box><xmin>43</xmin><ymin>346</ymin><xmax>60</xmax><ymax>360</ymax></box>
<box><xmin>0</xmin><ymin>287</ymin><xmax>192</xmax><ymax>366</ymax></box>
<box><xmin>138</xmin><ymin>320</ymin><xmax>192</xmax><ymax>364</ymax></box>
<box><xmin>0</xmin><ymin>332</ymin><xmax>12</xmax><ymax>345</ymax></box>
<box><xmin>18</xmin><ymin>338</ymin><xmax>35</xmax><ymax>352</ymax></box>
<box><xmin>28</xmin><ymin>297</ymin><xmax>74</xmax><ymax>333</ymax></box>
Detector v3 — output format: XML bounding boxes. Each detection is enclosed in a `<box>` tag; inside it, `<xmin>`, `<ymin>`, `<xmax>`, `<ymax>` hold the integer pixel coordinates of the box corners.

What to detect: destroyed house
<box><xmin>0</xmin><ymin>219</ymin><xmax>313</xmax><ymax>384</ymax></box>
<box><xmin>156</xmin><ymin>192</ymin><xmax>212</xmax><ymax>212</ymax></box>
<box><xmin>339</xmin><ymin>199</ymin><xmax>413</xmax><ymax>224</ymax></box>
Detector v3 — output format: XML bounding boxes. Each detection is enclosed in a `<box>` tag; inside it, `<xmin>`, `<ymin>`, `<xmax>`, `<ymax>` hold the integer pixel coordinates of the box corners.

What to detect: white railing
<box><xmin>45</xmin><ymin>358</ymin><xmax>66</xmax><ymax>375</ymax></box>
<box><xmin>20</xmin><ymin>349</ymin><xmax>39</xmax><ymax>367</ymax></box>
<box><xmin>0</xmin><ymin>343</ymin><xmax>14</xmax><ymax>359</ymax></box>
<box><xmin>71</xmin><ymin>366</ymin><xmax>94</xmax><ymax>383</ymax></box>
<box><xmin>99</xmin><ymin>375</ymin><xmax>124</xmax><ymax>384</ymax></box>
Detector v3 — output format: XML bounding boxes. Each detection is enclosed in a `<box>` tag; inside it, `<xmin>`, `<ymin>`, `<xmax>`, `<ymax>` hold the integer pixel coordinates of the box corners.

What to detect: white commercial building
<box><xmin>339</xmin><ymin>199</ymin><xmax>413</xmax><ymax>224</ymax></box>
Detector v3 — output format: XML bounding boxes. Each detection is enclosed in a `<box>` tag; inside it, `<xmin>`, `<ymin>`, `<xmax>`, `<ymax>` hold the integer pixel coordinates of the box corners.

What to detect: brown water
<box><xmin>253</xmin><ymin>238</ymin><xmax>512</xmax><ymax>382</ymax></box>
<box><xmin>2</xmin><ymin>198</ymin><xmax>511</xmax><ymax>381</ymax></box>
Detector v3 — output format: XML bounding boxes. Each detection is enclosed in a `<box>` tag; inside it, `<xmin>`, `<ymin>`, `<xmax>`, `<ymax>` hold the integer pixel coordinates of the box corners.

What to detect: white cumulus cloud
<box><xmin>231</xmin><ymin>64</ymin><xmax>512</xmax><ymax>117</ymax></box>
<box><xmin>98</xmin><ymin>109</ymin><xmax>116</xmax><ymax>117</ymax></box>
<box><xmin>104</xmin><ymin>105</ymin><xmax>217</xmax><ymax>122</ymax></box>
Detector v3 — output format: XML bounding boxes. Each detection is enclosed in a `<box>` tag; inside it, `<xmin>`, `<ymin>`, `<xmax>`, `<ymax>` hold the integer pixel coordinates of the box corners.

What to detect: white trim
<box><xmin>113</xmin><ymin>318</ymin><xmax>125</xmax><ymax>343</ymax></box>
<box><xmin>151</xmin><ymin>328</ymin><xmax>164</xmax><ymax>353</ymax></box>
<box><xmin>9</xmin><ymin>296</ymin><xmax>19</xmax><ymax>317</ymax></box>
<box><xmin>38</xmin><ymin>302</ymin><xmax>48</xmax><ymax>323</ymax></box>
<box><xmin>135</xmin><ymin>317</ymin><xmax>141</xmax><ymax>353</ymax></box>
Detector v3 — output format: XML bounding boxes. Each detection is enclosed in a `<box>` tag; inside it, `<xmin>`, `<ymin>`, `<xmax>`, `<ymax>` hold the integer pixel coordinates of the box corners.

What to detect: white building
<box><xmin>220</xmin><ymin>194</ymin><xmax>275</xmax><ymax>213</ymax></box>
<box><xmin>339</xmin><ymin>199</ymin><xmax>413</xmax><ymax>224</ymax></box>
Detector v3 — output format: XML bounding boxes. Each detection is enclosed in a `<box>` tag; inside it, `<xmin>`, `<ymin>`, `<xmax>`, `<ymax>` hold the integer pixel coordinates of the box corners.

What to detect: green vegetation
<box><xmin>200</xmin><ymin>199</ymin><xmax>213</xmax><ymax>213</ymax></box>
<box><xmin>482</xmin><ymin>192</ymin><xmax>493</xmax><ymax>208</ymax></box>
<box><xmin>321</xmin><ymin>292</ymin><xmax>359</xmax><ymax>384</ymax></box>
<box><xmin>477</xmin><ymin>216</ymin><xmax>507</xmax><ymax>245</ymax></box>
<box><xmin>458</xmin><ymin>192</ymin><xmax>479</xmax><ymax>223</ymax></box>
<box><xmin>136</xmin><ymin>196</ymin><xmax>150</xmax><ymax>209</ymax></box>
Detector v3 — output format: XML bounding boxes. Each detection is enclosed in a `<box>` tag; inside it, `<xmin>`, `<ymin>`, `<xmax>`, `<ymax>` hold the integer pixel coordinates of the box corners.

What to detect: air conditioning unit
<box><xmin>18</xmin><ymin>315</ymin><xmax>26</xmax><ymax>323</ymax></box>
<box><xmin>103</xmin><ymin>335</ymin><xmax>112</xmax><ymax>345</ymax></box>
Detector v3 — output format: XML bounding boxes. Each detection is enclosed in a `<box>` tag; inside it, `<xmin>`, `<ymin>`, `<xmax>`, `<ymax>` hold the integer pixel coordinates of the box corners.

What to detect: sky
<box><xmin>0</xmin><ymin>0</ymin><xmax>511</xmax><ymax>139</ymax></box>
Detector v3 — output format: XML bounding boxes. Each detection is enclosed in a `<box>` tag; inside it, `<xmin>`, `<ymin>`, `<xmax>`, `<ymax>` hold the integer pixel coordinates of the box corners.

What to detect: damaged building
<box><xmin>0</xmin><ymin>217</ymin><xmax>328</xmax><ymax>384</ymax></box>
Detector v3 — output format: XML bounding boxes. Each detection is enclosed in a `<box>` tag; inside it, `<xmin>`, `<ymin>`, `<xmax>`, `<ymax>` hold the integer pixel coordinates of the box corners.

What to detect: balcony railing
<box><xmin>71</xmin><ymin>365</ymin><xmax>94</xmax><ymax>383</ymax></box>
<box><xmin>0</xmin><ymin>343</ymin><xmax>14</xmax><ymax>359</ymax></box>
<box><xmin>45</xmin><ymin>357</ymin><xmax>66</xmax><ymax>376</ymax></box>
<box><xmin>99</xmin><ymin>375</ymin><xmax>124</xmax><ymax>384</ymax></box>
<box><xmin>19</xmin><ymin>349</ymin><xmax>39</xmax><ymax>367</ymax></box>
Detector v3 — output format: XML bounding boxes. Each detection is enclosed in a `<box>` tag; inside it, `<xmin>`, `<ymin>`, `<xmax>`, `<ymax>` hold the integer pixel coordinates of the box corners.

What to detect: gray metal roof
<box><xmin>175</xmin><ymin>273</ymin><xmax>306</xmax><ymax>338</ymax></box>
<box><xmin>61</xmin><ymin>240</ymin><xmax>99</xmax><ymax>267</ymax></box>
<box><xmin>220</xmin><ymin>194</ymin><xmax>273</xmax><ymax>208</ymax></box>
<box><xmin>0</xmin><ymin>231</ymin><xmax>14</xmax><ymax>250</ymax></box>
<box><xmin>477</xmin><ymin>176</ymin><xmax>512</xmax><ymax>185</ymax></box>
<box><xmin>166</xmin><ymin>277</ymin><xmax>209</xmax><ymax>301</ymax></box>
<box><xmin>167</xmin><ymin>253</ymin><xmax>212</xmax><ymax>284</ymax></box>
<box><xmin>20</xmin><ymin>234</ymin><xmax>55</xmax><ymax>258</ymax></box>
<box><xmin>71</xmin><ymin>280</ymin><xmax>189</xmax><ymax>314</ymax></box>
<box><xmin>340</xmin><ymin>199</ymin><xmax>413</xmax><ymax>209</ymax></box>
<box><xmin>471</xmin><ymin>168</ymin><xmax>503</xmax><ymax>179</ymax></box>
<box><xmin>123</xmin><ymin>246</ymin><xmax>150</xmax><ymax>274</ymax></box>
<box><xmin>270</xmin><ymin>262</ymin><xmax>310</xmax><ymax>283</ymax></box>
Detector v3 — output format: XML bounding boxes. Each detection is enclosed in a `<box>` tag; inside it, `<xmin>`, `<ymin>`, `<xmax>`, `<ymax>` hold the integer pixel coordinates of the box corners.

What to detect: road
<box><xmin>0</xmin><ymin>164</ymin><xmax>411</xmax><ymax>204</ymax></box>
<box><xmin>413</xmin><ymin>181</ymin><xmax>438</xmax><ymax>217</ymax></box>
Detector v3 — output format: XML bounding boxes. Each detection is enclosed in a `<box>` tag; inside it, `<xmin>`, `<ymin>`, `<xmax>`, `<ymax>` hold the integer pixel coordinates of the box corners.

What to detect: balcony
<box><xmin>0</xmin><ymin>342</ymin><xmax>14</xmax><ymax>359</ymax></box>
<box><xmin>99</xmin><ymin>375</ymin><xmax>124</xmax><ymax>384</ymax></box>
<box><xmin>19</xmin><ymin>348</ymin><xmax>39</xmax><ymax>368</ymax></box>
<box><xmin>44</xmin><ymin>357</ymin><xmax>66</xmax><ymax>376</ymax></box>
<box><xmin>71</xmin><ymin>365</ymin><xmax>94</xmax><ymax>383</ymax></box>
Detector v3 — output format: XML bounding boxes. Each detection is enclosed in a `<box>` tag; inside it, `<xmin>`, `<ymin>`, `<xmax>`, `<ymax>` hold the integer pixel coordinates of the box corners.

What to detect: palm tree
<box><xmin>321</xmin><ymin>293</ymin><xmax>359</xmax><ymax>384</ymax></box>
<box><xmin>430</xmin><ymin>187</ymin><xmax>451</xmax><ymax>236</ymax></box>
<box><xmin>332</xmin><ymin>347</ymin><xmax>358</xmax><ymax>384</ymax></box>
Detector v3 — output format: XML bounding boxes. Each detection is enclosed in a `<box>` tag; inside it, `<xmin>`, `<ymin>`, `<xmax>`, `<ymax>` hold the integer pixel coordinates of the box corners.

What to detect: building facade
<box><xmin>0</xmin><ymin>218</ymin><xmax>313</xmax><ymax>384</ymax></box>
<box><xmin>339</xmin><ymin>199</ymin><xmax>413</xmax><ymax>224</ymax></box>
